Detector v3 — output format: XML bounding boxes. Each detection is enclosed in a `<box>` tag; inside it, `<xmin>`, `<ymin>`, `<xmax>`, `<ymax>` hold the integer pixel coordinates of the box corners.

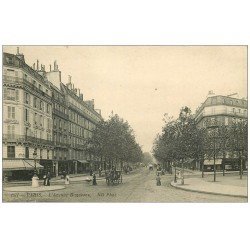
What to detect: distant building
<box><xmin>195</xmin><ymin>91</ymin><xmax>247</xmax><ymax>128</ymax></box>
<box><xmin>194</xmin><ymin>91</ymin><xmax>247</xmax><ymax>171</ymax></box>
<box><xmin>2</xmin><ymin>48</ymin><xmax>102</xmax><ymax>180</ymax></box>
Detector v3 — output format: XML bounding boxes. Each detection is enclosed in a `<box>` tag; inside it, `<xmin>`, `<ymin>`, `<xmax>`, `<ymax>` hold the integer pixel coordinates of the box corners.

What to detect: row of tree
<box><xmin>85</xmin><ymin>114</ymin><xmax>143</xmax><ymax>169</ymax></box>
<box><xmin>153</xmin><ymin>106</ymin><xmax>248</xmax><ymax>174</ymax></box>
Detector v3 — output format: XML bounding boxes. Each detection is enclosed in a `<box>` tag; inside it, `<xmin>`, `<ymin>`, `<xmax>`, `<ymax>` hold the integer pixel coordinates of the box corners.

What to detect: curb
<box><xmin>170</xmin><ymin>181</ymin><xmax>247</xmax><ymax>198</ymax></box>
<box><xmin>3</xmin><ymin>185</ymin><xmax>66</xmax><ymax>193</ymax></box>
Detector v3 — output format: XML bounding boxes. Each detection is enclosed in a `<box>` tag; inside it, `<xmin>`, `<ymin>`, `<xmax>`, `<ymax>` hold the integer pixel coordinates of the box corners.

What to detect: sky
<box><xmin>3</xmin><ymin>46</ymin><xmax>247</xmax><ymax>152</ymax></box>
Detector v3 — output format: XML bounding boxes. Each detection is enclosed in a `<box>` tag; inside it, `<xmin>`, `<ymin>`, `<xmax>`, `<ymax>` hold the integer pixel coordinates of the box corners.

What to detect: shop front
<box><xmin>203</xmin><ymin>159</ymin><xmax>222</xmax><ymax>171</ymax></box>
<box><xmin>3</xmin><ymin>159</ymin><xmax>44</xmax><ymax>181</ymax></box>
<box><xmin>76</xmin><ymin>160</ymin><xmax>90</xmax><ymax>174</ymax></box>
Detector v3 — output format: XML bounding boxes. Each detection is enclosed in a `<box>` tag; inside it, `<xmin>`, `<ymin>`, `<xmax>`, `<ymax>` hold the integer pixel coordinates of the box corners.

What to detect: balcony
<box><xmin>53</xmin><ymin>109</ymin><xmax>68</xmax><ymax>120</ymax></box>
<box><xmin>196</xmin><ymin>109</ymin><xmax>247</xmax><ymax>123</ymax></box>
<box><xmin>54</xmin><ymin>141</ymin><xmax>70</xmax><ymax>148</ymax></box>
<box><xmin>3</xmin><ymin>76</ymin><xmax>51</xmax><ymax>99</ymax></box>
<box><xmin>3</xmin><ymin>134</ymin><xmax>54</xmax><ymax>146</ymax></box>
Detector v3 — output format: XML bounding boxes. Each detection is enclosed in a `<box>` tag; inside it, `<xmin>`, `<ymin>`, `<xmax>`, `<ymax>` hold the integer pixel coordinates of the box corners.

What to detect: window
<box><xmin>34</xmin><ymin>113</ymin><xmax>37</xmax><ymax>125</ymax></box>
<box><xmin>40</xmin><ymin>115</ymin><xmax>43</xmax><ymax>126</ymax></box>
<box><xmin>4</xmin><ymin>88</ymin><xmax>19</xmax><ymax>101</ymax></box>
<box><xmin>47</xmin><ymin>149</ymin><xmax>49</xmax><ymax>159</ymax></box>
<box><xmin>25</xmin><ymin>109</ymin><xmax>29</xmax><ymax>122</ymax></box>
<box><xmin>7</xmin><ymin>106</ymin><xmax>15</xmax><ymax>119</ymax></box>
<box><xmin>7</xmin><ymin>125</ymin><xmax>15</xmax><ymax>139</ymax></box>
<box><xmin>37</xmin><ymin>114</ymin><xmax>40</xmax><ymax>125</ymax></box>
<box><xmin>47</xmin><ymin>104</ymin><xmax>50</xmax><ymax>114</ymax></box>
<box><xmin>40</xmin><ymin>149</ymin><xmax>43</xmax><ymax>159</ymax></box>
<box><xmin>6</xmin><ymin>56</ymin><xmax>13</xmax><ymax>64</ymax></box>
<box><xmin>239</xmin><ymin>109</ymin><xmax>241</xmax><ymax>113</ymax></box>
<box><xmin>25</xmin><ymin>93</ymin><xmax>30</xmax><ymax>104</ymax></box>
<box><xmin>40</xmin><ymin>101</ymin><xmax>44</xmax><ymax>111</ymax></box>
<box><xmin>47</xmin><ymin>118</ymin><xmax>51</xmax><ymax>129</ymax></box>
<box><xmin>7</xmin><ymin>146</ymin><xmax>15</xmax><ymax>158</ymax></box>
<box><xmin>232</xmin><ymin>108</ymin><xmax>235</xmax><ymax>113</ymax></box>
<box><xmin>34</xmin><ymin>97</ymin><xmax>37</xmax><ymax>108</ymax></box>
<box><xmin>25</xmin><ymin>147</ymin><xmax>29</xmax><ymax>159</ymax></box>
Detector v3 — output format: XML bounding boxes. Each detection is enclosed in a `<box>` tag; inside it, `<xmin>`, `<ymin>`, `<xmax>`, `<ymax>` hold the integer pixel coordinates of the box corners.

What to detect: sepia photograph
<box><xmin>2</xmin><ymin>45</ymin><xmax>248</xmax><ymax>203</ymax></box>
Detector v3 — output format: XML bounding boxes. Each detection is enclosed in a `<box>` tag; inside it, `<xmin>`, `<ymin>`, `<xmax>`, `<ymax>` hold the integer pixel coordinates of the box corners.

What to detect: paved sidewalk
<box><xmin>3</xmin><ymin>174</ymin><xmax>105</xmax><ymax>186</ymax></box>
<box><xmin>171</xmin><ymin>175</ymin><xmax>247</xmax><ymax>198</ymax></box>
<box><xmin>3</xmin><ymin>185</ymin><xmax>66</xmax><ymax>192</ymax></box>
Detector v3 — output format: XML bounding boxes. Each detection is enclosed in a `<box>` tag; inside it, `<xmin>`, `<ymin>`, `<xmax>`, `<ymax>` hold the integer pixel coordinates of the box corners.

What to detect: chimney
<box><xmin>33</xmin><ymin>63</ymin><xmax>35</xmax><ymax>70</ymax></box>
<box><xmin>68</xmin><ymin>75</ymin><xmax>72</xmax><ymax>83</ymax></box>
<box><xmin>37</xmin><ymin>60</ymin><xmax>39</xmax><ymax>70</ymax></box>
<box><xmin>77</xmin><ymin>88</ymin><xmax>80</xmax><ymax>96</ymax></box>
<box><xmin>54</xmin><ymin>60</ymin><xmax>57</xmax><ymax>71</ymax></box>
<box><xmin>17</xmin><ymin>47</ymin><xmax>20</xmax><ymax>55</ymax></box>
<box><xmin>79</xmin><ymin>93</ymin><xmax>83</xmax><ymax>100</ymax></box>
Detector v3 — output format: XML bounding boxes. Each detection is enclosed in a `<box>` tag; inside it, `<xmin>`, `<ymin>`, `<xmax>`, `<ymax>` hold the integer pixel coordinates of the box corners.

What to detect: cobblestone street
<box><xmin>3</xmin><ymin>168</ymin><xmax>247</xmax><ymax>202</ymax></box>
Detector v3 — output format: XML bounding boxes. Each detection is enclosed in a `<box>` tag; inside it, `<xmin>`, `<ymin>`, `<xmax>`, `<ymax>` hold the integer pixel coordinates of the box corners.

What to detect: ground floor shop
<box><xmin>3</xmin><ymin>159</ymin><xmax>44</xmax><ymax>181</ymax></box>
<box><xmin>203</xmin><ymin>158</ymin><xmax>247</xmax><ymax>172</ymax></box>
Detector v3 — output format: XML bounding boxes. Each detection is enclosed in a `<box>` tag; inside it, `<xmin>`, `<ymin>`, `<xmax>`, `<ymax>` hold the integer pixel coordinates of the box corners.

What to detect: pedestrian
<box><xmin>90</xmin><ymin>169</ymin><xmax>93</xmax><ymax>176</ymax></box>
<box><xmin>178</xmin><ymin>171</ymin><xmax>181</xmax><ymax>179</ymax></box>
<box><xmin>92</xmin><ymin>173</ymin><xmax>97</xmax><ymax>185</ymax></box>
<box><xmin>47</xmin><ymin>171</ymin><xmax>51</xmax><ymax>186</ymax></box>
<box><xmin>65</xmin><ymin>173</ymin><xmax>70</xmax><ymax>185</ymax></box>
<box><xmin>98</xmin><ymin>166</ymin><xmax>102</xmax><ymax>177</ymax></box>
<box><xmin>62</xmin><ymin>170</ymin><xmax>66</xmax><ymax>180</ymax></box>
<box><xmin>156</xmin><ymin>173</ymin><xmax>161</xmax><ymax>186</ymax></box>
<box><xmin>43</xmin><ymin>172</ymin><xmax>47</xmax><ymax>186</ymax></box>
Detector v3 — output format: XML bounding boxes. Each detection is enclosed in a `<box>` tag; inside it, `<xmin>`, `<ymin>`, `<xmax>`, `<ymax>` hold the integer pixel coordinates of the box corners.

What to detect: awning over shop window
<box><xmin>3</xmin><ymin>159</ymin><xmax>44</xmax><ymax>171</ymax></box>
<box><xmin>204</xmin><ymin>159</ymin><xmax>222</xmax><ymax>165</ymax></box>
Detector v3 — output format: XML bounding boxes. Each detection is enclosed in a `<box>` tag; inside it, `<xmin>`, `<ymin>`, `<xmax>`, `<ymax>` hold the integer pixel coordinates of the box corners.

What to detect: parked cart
<box><xmin>105</xmin><ymin>170</ymin><xmax>122</xmax><ymax>185</ymax></box>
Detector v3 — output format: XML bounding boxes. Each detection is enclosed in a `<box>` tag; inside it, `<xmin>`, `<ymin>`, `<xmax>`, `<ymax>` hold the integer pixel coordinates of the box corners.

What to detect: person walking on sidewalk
<box><xmin>43</xmin><ymin>173</ymin><xmax>47</xmax><ymax>186</ymax></box>
<box><xmin>46</xmin><ymin>171</ymin><xmax>51</xmax><ymax>186</ymax></box>
<box><xmin>92</xmin><ymin>173</ymin><xmax>97</xmax><ymax>185</ymax></box>
<box><xmin>156</xmin><ymin>173</ymin><xmax>161</xmax><ymax>186</ymax></box>
<box><xmin>65</xmin><ymin>173</ymin><xmax>70</xmax><ymax>185</ymax></box>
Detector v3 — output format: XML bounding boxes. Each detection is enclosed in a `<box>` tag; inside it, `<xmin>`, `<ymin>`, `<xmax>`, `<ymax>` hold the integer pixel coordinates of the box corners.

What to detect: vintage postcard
<box><xmin>2</xmin><ymin>45</ymin><xmax>248</xmax><ymax>202</ymax></box>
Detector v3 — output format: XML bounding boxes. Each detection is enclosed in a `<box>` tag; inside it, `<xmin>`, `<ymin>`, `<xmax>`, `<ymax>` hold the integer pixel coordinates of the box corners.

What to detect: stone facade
<box><xmin>3</xmin><ymin>49</ymin><xmax>102</xmax><ymax>180</ymax></box>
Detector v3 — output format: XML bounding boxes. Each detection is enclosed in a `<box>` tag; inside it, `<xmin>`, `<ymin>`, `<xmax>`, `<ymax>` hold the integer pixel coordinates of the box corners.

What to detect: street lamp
<box><xmin>31</xmin><ymin>148</ymin><xmax>39</xmax><ymax>187</ymax></box>
<box><xmin>207</xmin><ymin>123</ymin><xmax>219</xmax><ymax>182</ymax></box>
<box><xmin>174</xmin><ymin>162</ymin><xmax>177</xmax><ymax>183</ymax></box>
<box><xmin>33</xmin><ymin>148</ymin><xmax>37</xmax><ymax>176</ymax></box>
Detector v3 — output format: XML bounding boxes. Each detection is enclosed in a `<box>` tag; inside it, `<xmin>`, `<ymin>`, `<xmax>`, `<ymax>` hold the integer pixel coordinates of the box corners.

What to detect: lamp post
<box><xmin>33</xmin><ymin>148</ymin><xmax>37</xmax><ymax>176</ymax></box>
<box><xmin>174</xmin><ymin>163</ymin><xmax>177</xmax><ymax>183</ymax></box>
<box><xmin>207</xmin><ymin>122</ymin><xmax>219</xmax><ymax>182</ymax></box>
<box><xmin>32</xmin><ymin>148</ymin><xmax>39</xmax><ymax>187</ymax></box>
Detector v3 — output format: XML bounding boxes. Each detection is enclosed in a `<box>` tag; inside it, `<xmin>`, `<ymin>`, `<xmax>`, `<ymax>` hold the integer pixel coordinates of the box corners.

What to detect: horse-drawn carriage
<box><xmin>105</xmin><ymin>169</ymin><xmax>122</xmax><ymax>185</ymax></box>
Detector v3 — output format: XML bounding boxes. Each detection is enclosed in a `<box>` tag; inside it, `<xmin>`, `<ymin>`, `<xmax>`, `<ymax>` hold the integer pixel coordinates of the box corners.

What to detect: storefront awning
<box><xmin>77</xmin><ymin>160</ymin><xmax>89</xmax><ymax>164</ymax></box>
<box><xmin>204</xmin><ymin>159</ymin><xmax>222</xmax><ymax>165</ymax></box>
<box><xmin>3</xmin><ymin>159</ymin><xmax>44</xmax><ymax>171</ymax></box>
